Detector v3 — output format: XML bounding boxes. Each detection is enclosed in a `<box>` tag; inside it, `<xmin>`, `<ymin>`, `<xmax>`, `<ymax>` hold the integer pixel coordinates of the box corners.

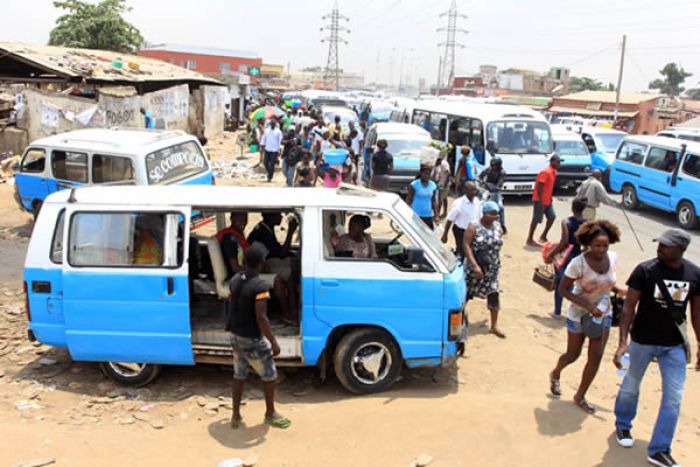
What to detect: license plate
<box><xmin>514</xmin><ymin>184</ymin><xmax>532</xmax><ymax>190</ymax></box>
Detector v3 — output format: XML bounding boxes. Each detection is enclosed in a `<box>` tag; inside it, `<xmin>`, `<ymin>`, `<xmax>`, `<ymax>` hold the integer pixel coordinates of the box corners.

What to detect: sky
<box><xmin>3</xmin><ymin>0</ymin><xmax>700</xmax><ymax>92</ymax></box>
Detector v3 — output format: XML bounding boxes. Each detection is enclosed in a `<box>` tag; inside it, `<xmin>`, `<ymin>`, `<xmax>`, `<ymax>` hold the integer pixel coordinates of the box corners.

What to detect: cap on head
<box><xmin>482</xmin><ymin>201</ymin><xmax>499</xmax><ymax>213</ymax></box>
<box><xmin>654</xmin><ymin>228</ymin><xmax>691</xmax><ymax>248</ymax></box>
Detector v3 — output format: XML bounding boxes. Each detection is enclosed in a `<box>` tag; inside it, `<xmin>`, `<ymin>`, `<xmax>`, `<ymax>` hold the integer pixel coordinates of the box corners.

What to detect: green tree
<box><xmin>49</xmin><ymin>0</ymin><xmax>143</xmax><ymax>53</ymax></box>
<box><xmin>569</xmin><ymin>76</ymin><xmax>609</xmax><ymax>93</ymax></box>
<box><xmin>649</xmin><ymin>63</ymin><xmax>692</xmax><ymax>97</ymax></box>
<box><xmin>685</xmin><ymin>87</ymin><xmax>700</xmax><ymax>101</ymax></box>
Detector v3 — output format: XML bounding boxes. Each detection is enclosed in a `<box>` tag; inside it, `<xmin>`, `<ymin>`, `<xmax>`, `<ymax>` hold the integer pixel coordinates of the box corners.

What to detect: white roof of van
<box><xmin>411</xmin><ymin>101</ymin><xmax>547</xmax><ymax>122</ymax></box>
<box><xmin>373</xmin><ymin>122</ymin><xmax>430</xmax><ymax>138</ymax></box>
<box><xmin>578</xmin><ymin>126</ymin><xmax>626</xmax><ymax>135</ymax></box>
<box><xmin>44</xmin><ymin>185</ymin><xmax>403</xmax><ymax>210</ymax></box>
<box><xmin>29</xmin><ymin>128</ymin><xmax>195</xmax><ymax>155</ymax></box>
<box><xmin>551</xmin><ymin>127</ymin><xmax>583</xmax><ymax>139</ymax></box>
<box><xmin>622</xmin><ymin>134</ymin><xmax>700</xmax><ymax>153</ymax></box>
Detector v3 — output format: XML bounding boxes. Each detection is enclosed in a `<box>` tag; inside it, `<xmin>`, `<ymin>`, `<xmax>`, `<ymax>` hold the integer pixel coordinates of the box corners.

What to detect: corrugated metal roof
<box><xmin>140</xmin><ymin>43</ymin><xmax>259</xmax><ymax>60</ymax></box>
<box><xmin>0</xmin><ymin>41</ymin><xmax>221</xmax><ymax>84</ymax></box>
<box><xmin>558</xmin><ymin>90</ymin><xmax>659</xmax><ymax>105</ymax></box>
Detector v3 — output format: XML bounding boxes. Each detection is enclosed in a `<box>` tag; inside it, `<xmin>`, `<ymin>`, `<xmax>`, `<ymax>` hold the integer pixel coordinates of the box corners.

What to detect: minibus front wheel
<box><xmin>333</xmin><ymin>328</ymin><xmax>402</xmax><ymax>394</ymax></box>
<box><xmin>100</xmin><ymin>362</ymin><xmax>162</xmax><ymax>387</ymax></box>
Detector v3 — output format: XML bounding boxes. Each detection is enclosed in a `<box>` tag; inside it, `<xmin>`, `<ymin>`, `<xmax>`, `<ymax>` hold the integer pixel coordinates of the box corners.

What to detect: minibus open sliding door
<box><xmin>62</xmin><ymin>206</ymin><xmax>194</xmax><ymax>365</ymax></box>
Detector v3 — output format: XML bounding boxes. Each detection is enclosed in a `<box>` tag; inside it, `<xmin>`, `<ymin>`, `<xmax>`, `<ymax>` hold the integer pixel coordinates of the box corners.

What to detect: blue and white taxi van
<box><xmin>24</xmin><ymin>184</ymin><xmax>466</xmax><ymax>394</ymax></box>
<box><xmin>14</xmin><ymin>128</ymin><xmax>213</xmax><ymax>217</ymax></box>
<box><xmin>609</xmin><ymin>135</ymin><xmax>700</xmax><ymax>229</ymax></box>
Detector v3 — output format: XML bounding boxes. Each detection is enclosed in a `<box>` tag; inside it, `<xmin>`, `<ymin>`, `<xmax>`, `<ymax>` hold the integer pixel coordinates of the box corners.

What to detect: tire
<box><xmin>99</xmin><ymin>362</ymin><xmax>162</xmax><ymax>387</ymax></box>
<box><xmin>333</xmin><ymin>328</ymin><xmax>402</xmax><ymax>394</ymax></box>
<box><xmin>32</xmin><ymin>200</ymin><xmax>43</xmax><ymax>221</ymax></box>
<box><xmin>676</xmin><ymin>201</ymin><xmax>698</xmax><ymax>230</ymax></box>
<box><xmin>621</xmin><ymin>184</ymin><xmax>639</xmax><ymax>210</ymax></box>
<box><xmin>602</xmin><ymin>167</ymin><xmax>611</xmax><ymax>191</ymax></box>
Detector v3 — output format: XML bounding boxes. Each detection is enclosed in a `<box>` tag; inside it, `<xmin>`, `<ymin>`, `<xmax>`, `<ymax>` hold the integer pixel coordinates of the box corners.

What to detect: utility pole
<box><xmin>437</xmin><ymin>0</ymin><xmax>467</xmax><ymax>92</ymax></box>
<box><xmin>613</xmin><ymin>34</ymin><xmax>627</xmax><ymax>122</ymax></box>
<box><xmin>321</xmin><ymin>0</ymin><xmax>350</xmax><ymax>90</ymax></box>
<box><xmin>436</xmin><ymin>56</ymin><xmax>442</xmax><ymax>96</ymax></box>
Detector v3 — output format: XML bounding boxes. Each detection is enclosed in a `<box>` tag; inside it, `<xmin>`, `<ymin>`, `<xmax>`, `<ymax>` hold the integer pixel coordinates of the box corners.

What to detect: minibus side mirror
<box><xmin>486</xmin><ymin>140</ymin><xmax>498</xmax><ymax>154</ymax></box>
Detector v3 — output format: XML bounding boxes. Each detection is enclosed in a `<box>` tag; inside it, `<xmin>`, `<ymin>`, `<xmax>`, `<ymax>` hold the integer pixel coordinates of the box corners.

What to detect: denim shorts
<box><xmin>532</xmin><ymin>202</ymin><xmax>556</xmax><ymax>224</ymax></box>
<box><xmin>566</xmin><ymin>315</ymin><xmax>612</xmax><ymax>334</ymax></box>
<box><xmin>230</xmin><ymin>334</ymin><xmax>278</xmax><ymax>382</ymax></box>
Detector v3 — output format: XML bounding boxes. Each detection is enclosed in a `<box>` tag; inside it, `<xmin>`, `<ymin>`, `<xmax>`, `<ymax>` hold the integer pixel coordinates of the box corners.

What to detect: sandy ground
<box><xmin>0</xmin><ymin>132</ymin><xmax>699</xmax><ymax>467</ymax></box>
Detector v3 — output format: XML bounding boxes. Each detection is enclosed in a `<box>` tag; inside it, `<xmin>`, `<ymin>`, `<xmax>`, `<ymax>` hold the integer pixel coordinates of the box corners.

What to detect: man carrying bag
<box><xmin>613</xmin><ymin>228</ymin><xmax>700</xmax><ymax>467</ymax></box>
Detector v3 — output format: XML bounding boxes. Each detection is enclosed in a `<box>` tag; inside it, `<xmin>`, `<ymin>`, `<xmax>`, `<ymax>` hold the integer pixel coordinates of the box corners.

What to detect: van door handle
<box><xmin>320</xmin><ymin>279</ymin><xmax>339</xmax><ymax>287</ymax></box>
<box><xmin>167</xmin><ymin>277</ymin><xmax>174</xmax><ymax>295</ymax></box>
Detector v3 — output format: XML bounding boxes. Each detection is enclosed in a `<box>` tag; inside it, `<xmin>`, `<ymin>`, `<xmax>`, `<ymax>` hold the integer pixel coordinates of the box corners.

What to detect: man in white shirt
<box><xmin>260</xmin><ymin>119</ymin><xmax>283</xmax><ymax>182</ymax></box>
<box><xmin>576</xmin><ymin>169</ymin><xmax>620</xmax><ymax>219</ymax></box>
<box><xmin>441</xmin><ymin>181</ymin><xmax>482</xmax><ymax>257</ymax></box>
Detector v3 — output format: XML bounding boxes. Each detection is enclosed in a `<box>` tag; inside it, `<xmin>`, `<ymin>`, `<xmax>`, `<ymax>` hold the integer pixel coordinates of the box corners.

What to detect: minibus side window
<box><xmin>682</xmin><ymin>154</ymin><xmax>700</xmax><ymax>178</ymax></box>
<box><xmin>145</xmin><ymin>141</ymin><xmax>207</xmax><ymax>185</ymax></box>
<box><xmin>50</xmin><ymin>210</ymin><xmax>65</xmax><ymax>264</ymax></box>
<box><xmin>21</xmin><ymin>148</ymin><xmax>46</xmax><ymax>173</ymax></box>
<box><xmin>617</xmin><ymin>142</ymin><xmax>647</xmax><ymax>165</ymax></box>
<box><xmin>69</xmin><ymin>212</ymin><xmax>177</xmax><ymax>268</ymax></box>
<box><xmin>92</xmin><ymin>155</ymin><xmax>135</xmax><ymax>183</ymax></box>
<box><xmin>645</xmin><ymin>147</ymin><xmax>678</xmax><ymax>173</ymax></box>
<box><xmin>322</xmin><ymin>209</ymin><xmax>432</xmax><ymax>272</ymax></box>
<box><xmin>52</xmin><ymin>151</ymin><xmax>88</xmax><ymax>183</ymax></box>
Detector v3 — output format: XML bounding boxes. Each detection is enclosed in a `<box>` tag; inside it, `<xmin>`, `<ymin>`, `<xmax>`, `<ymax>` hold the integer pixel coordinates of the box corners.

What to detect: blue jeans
<box><xmin>614</xmin><ymin>342</ymin><xmax>687</xmax><ymax>456</ymax></box>
<box><xmin>553</xmin><ymin>255</ymin><xmax>576</xmax><ymax>316</ymax></box>
<box><xmin>264</xmin><ymin>151</ymin><xmax>278</xmax><ymax>181</ymax></box>
<box><xmin>281</xmin><ymin>159</ymin><xmax>295</xmax><ymax>187</ymax></box>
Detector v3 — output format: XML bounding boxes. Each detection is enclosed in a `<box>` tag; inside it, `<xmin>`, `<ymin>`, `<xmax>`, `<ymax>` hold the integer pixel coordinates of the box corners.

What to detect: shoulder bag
<box><xmin>651</xmin><ymin>271</ymin><xmax>692</xmax><ymax>364</ymax></box>
<box><xmin>533</xmin><ymin>263</ymin><xmax>556</xmax><ymax>291</ymax></box>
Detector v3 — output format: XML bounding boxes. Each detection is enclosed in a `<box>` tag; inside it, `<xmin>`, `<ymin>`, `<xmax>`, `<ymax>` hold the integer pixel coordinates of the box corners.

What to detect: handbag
<box><xmin>542</xmin><ymin>242</ymin><xmax>575</xmax><ymax>271</ymax></box>
<box><xmin>611</xmin><ymin>293</ymin><xmax>624</xmax><ymax>327</ymax></box>
<box><xmin>652</xmin><ymin>274</ymin><xmax>692</xmax><ymax>364</ymax></box>
<box><xmin>532</xmin><ymin>263</ymin><xmax>557</xmax><ymax>292</ymax></box>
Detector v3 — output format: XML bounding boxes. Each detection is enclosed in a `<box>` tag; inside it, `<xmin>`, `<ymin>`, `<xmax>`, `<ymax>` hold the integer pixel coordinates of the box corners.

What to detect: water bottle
<box><xmin>617</xmin><ymin>353</ymin><xmax>630</xmax><ymax>377</ymax></box>
<box><xmin>593</xmin><ymin>295</ymin><xmax>610</xmax><ymax>324</ymax></box>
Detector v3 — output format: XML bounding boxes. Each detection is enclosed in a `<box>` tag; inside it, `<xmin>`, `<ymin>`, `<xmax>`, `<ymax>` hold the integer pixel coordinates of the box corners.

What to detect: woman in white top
<box><xmin>549</xmin><ymin>220</ymin><xmax>626</xmax><ymax>414</ymax></box>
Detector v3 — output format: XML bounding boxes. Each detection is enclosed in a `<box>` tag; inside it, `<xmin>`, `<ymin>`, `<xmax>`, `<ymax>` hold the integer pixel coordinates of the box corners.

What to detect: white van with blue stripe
<box><xmin>24</xmin><ymin>184</ymin><xmax>466</xmax><ymax>394</ymax></box>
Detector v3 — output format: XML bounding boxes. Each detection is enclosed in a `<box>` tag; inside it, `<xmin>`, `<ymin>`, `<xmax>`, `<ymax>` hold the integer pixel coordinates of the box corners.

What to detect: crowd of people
<box><xmin>226</xmin><ymin>106</ymin><xmax>699</xmax><ymax>467</ymax></box>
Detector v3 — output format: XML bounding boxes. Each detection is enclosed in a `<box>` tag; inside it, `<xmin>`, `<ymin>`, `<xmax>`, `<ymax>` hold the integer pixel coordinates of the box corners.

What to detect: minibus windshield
<box><xmin>597</xmin><ymin>133</ymin><xmax>625</xmax><ymax>153</ymax></box>
<box><xmin>487</xmin><ymin>120</ymin><xmax>553</xmax><ymax>155</ymax></box>
<box><xmin>395</xmin><ymin>200</ymin><xmax>457</xmax><ymax>271</ymax></box>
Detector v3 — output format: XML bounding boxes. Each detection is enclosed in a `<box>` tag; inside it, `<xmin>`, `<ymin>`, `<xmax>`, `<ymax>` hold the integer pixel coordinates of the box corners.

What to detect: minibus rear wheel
<box><xmin>333</xmin><ymin>328</ymin><xmax>402</xmax><ymax>394</ymax></box>
<box><xmin>621</xmin><ymin>184</ymin><xmax>639</xmax><ymax>210</ymax></box>
<box><xmin>100</xmin><ymin>362</ymin><xmax>161</xmax><ymax>386</ymax></box>
<box><xmin>677</xmin><ymin>201</ymin><xmax>698</xmax><ymax>230</ymax></box>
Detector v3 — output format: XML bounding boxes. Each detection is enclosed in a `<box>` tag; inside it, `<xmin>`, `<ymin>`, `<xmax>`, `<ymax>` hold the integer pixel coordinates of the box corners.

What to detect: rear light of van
<box><xmin>23</xmin><ymin>281</ymin><xmax>31</xmax><ymax>322</ymax></box>
<box><xmin>448</xmin><ymin>308</ymin><xmax>463</xmax><ymax>341</ymax></box>
<box><xmin>211</xmin><ymin>175</ymin><xmax>216</xmax><ymax>185</ymax></box>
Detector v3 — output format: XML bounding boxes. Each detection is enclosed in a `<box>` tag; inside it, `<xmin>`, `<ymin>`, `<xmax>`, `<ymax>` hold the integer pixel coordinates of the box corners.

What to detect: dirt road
<box><xmin>1</xmin><ymin>138</ymin><xmax>699</xmax><ymax>466</ymax></box>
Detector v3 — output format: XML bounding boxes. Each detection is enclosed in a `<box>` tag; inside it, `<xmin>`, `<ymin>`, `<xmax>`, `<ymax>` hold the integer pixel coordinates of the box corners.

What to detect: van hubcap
<box><xmin>679</xmin><ymin>207</ymin><xmax>691</xmax><ymax>224</ymax></box>
<box><xmin>623</xmin><ymin>189</ymin><xmax>634</xmax><ymax>205</ymax></box>
<box><xmin>351</xmin><ymin>342</ymin><xmax>392</xmax><ymax>385</ymax></box>
<box><xmin>108</xmin><ymin>362</ymin><xmax>146</xmax><ymax>377</ymax></box>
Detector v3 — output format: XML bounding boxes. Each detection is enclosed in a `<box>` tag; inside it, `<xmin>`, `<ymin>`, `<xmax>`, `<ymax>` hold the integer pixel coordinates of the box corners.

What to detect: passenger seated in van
<box><xmin>133</xmin><ymin>216</ymin><xmax>163</xmax><ymax>265</ymax></box>
<box><xmin>217</xmin><ymin>212</ymin><xmax>250</xmax><ymax>276</ymax></box>
<box><xmin>335</xmin><ymin>215</ymin><xmax>377</xmax><ymax>259</ymax></box>
<box><xmin>662</xmin><ymin>151</ymin><xmax>677</xmax><ymax>172</ymax></box>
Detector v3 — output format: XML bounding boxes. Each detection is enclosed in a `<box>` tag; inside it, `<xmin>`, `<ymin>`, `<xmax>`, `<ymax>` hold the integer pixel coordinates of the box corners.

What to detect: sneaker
<box><xmin>616</xmin><ymin>429</ymin><xmax>634</xmax><ymax>448</ymax></box>
<box><xmin>647</xmin><ymin>451</ymin><xmax>680</xmax><ymax>467</ymax></box>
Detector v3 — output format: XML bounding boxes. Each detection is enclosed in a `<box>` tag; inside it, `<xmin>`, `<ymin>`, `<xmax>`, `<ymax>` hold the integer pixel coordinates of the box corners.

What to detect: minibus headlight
<box><xmin>448</xmin><ymin>308</ymin><xmax>463</xmax><ymax>341</ymax></box>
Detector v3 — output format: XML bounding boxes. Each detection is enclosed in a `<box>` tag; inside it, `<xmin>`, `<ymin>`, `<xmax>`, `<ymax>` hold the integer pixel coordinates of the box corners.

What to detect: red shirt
<box><xmin>216</xmin><ymin>227</ymin><xmax>249</xmax><ymax>250</ymax></box>
<box><xmin>532</xmin><ymin>166</ymin><xmax>557</xmax><ymax>206</ymax></box>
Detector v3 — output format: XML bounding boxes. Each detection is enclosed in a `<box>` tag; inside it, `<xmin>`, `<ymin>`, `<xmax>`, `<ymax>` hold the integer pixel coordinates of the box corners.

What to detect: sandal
<box><xmin>575</xmin><ymin>398</ymin><xmax>596</xmax><ymax>414</ymax></box>
<box><xmin>265</xmin><ymin>416</ymin><xmax>291</xmax><ymax>429</ymax></box>
<box><xmin>549</xmin><ymin>374</ymin><xmax>561</xmax><ymax>397</ymax></box>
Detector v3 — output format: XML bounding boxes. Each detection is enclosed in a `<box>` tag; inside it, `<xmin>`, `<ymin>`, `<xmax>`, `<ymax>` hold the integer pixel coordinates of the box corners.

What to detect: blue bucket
<box><xmin>323</xmin><ymin>148</ymin><xmax>349</xmax><ymax>166</ymax></box>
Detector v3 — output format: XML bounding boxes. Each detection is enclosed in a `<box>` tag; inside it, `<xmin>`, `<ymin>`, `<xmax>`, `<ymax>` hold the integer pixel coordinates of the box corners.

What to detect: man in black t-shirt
<box><xmin>613</xmin><ymin>228</ymin><xmax>700</xmax><ymax>467</ymax></box>
<box><xmin>370</xmin><ymin>139</ymin><xmax>393</xmax><ymax>191</ymax></box>
<box><xmin>227</xmin><ymin>244</ymin><xmax>290</xmax><ymax>430</ymax></box>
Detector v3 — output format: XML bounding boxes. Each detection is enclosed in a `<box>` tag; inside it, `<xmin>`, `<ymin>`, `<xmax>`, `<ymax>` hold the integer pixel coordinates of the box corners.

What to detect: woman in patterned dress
<box><xmin>463</xmin><ymin>201</ymin><xmax>505</xmax><ymax>338</ymax></box>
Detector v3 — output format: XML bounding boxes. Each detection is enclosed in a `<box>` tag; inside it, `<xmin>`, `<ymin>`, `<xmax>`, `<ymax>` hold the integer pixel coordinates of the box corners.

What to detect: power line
<box><xmin>437</xmin><ymin>0</ymin><xmax>467</xmax><ymax>89</ymax></box>
<box><xmin>321</xmin><ymin>0</ymin><xmax>350</xmax><ymax>90</ymax></box>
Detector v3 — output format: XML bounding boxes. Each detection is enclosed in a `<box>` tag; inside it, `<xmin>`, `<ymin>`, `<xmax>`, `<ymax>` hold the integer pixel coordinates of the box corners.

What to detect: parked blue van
<box><xmin>14</xmin><ymin>128</ymin><xmax>213</xmax><ymax>217</ymax></box>
<box><xmin>578</xmin><ymin>126</ymin><xmax>626</xmax><ymax>187</ymax></box>
<box><xmin>609</xmin><ymin>135</ymin><xmax>700</xmax><ymax>229</ymax></box>
<box><xmin>24</xmin><ymin>184</ymin><xmax>466</xmax><ymax>393</ymax></box>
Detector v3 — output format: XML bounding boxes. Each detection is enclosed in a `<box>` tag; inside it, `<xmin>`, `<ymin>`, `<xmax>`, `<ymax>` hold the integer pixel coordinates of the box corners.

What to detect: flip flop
<box><xmin>265</xmin><ymin>416</ymin><xmax>291</xmax><ymax>429</ymax></box>
<box><xmin>549</xmin><ymin>375</ymin><xmax>561</xmax><ymax>397</ymax></box>
<box><xmin>576</xmin><ymin>398</ymin><xmax>596</xmax><ymax>414</ymax></box>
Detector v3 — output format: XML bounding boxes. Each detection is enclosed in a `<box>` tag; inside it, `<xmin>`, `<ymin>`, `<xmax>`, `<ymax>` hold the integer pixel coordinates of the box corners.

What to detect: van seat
<box><xmin>206</xmin><ymin>237</ymin><xmax>231</xmax><ymax>300</ymax></box>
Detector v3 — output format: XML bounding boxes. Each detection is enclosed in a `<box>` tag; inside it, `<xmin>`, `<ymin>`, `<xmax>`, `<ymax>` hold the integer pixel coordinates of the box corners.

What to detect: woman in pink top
<box><xmin>549</xmin><ymin>220</ymin><xmax>626</xmax><ymax>414</ymax></box>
